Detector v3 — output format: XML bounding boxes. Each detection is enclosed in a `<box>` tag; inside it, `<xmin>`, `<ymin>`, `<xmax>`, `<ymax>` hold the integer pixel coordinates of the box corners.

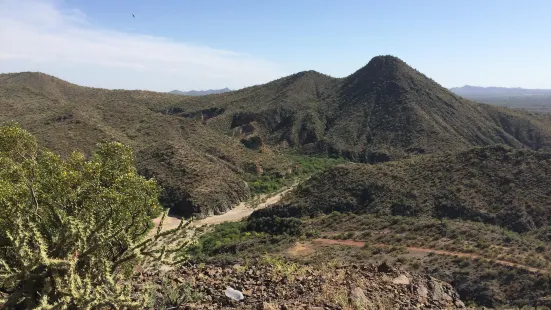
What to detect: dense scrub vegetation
<box><xmin>192</xmin><ymin>212</ymin><xmax>551</xmax><ymax>308</ymax></box>
<box><xmin>246</xmin><ymin>155</ymin><xmax>347</xmax><ymax>195</ymax></box>
<box><xmin>171</xmin><ymin>55</ymin><xmax>551</xmax><ymax>161</ymax></box>
<box><xmin>186</xmin><ymin>222</ymin><xmax>295</xmax><ymax>263</ymax></box>
<box><xmin>0</xmin><ymin>73</ymin><xmax>294</xmax><ymax>218</ymax></box>
<box><xmin>4</xmin><ymin>55</ymin><xmax>551</xmax><ymax>217</ymax></box>
<box><xmin>189</xmin><ymin>222</ymin><xmax>263</xmax><ymax>256</ymax></box>
<box><xmin>252</xmin><ymin>145</ymin><xmax>551</xmax><ymax>235</ymax></box>
<box><xmin>0</xmin><ymin>125</ymin><xmax>187</xmax><ymax>309</ymax></box>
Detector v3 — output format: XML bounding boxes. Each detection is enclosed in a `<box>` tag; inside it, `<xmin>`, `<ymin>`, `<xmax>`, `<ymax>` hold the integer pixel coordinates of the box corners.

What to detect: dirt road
<box><xmin>312</xmin><ymin>238</ymin><xmax>546</xmax><ymax>273</ymax></box>
<box><xmin>151</xmin><ymin>186</ymin><xmax>294</xmax><ymax>235</ymax></box>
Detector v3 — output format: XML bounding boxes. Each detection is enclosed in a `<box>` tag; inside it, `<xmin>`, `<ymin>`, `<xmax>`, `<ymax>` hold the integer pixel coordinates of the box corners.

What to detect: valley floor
<box><xmin>151</xmin><ymin>185</ymin><xmax>295</xmax><ymax>235</ymax></box>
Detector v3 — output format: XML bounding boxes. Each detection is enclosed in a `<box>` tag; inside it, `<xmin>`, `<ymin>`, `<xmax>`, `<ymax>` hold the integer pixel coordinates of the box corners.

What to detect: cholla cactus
<box><xmin>0</xmin><ymin>124</ymin><xmax>190</xmax><ymax>309</ymax></box>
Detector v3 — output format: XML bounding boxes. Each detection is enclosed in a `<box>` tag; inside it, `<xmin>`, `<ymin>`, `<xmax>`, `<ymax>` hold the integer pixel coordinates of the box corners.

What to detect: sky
<box><xmin>1</xmin><ymin>0</ymin><xmax>551</xmax><ymax>91</ymax></box>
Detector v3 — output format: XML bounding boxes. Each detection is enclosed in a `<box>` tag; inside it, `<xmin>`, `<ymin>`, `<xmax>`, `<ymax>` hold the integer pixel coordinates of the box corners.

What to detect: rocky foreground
<box><xmin>140</xmin><ymin>261</ymin><xmax>465</xmax><ymax>309</ymax></box>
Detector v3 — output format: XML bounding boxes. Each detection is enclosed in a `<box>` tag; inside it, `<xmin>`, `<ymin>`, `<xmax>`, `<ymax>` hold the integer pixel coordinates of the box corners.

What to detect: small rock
<box><xmin>350</xmin><ymin>287</ymin><xmax>368</xmax><ymax>309</ymax></box>
<box><xmin>225</xmin><ymin>286</ymin><xmax>244</xmax><ymax>301</ymax></box>
<box><xmin>392</xmin><ymin>274</ymin><xmax>411</xmax><ymax>285</ymax></box>
<box><xmin>377</xmin><ymin>262</ymin><xmax>393</xmax><ymax>273</ymax></box>
<box><xmin>262</xmin><ymin>302</ymin><xmax>277</xmax><ymax>310</ymax></box>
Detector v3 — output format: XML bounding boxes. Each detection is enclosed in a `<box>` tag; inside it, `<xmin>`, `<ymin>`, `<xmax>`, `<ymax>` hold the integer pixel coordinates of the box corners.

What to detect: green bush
<box><xmin>0</xmin><ymin>124</ymin><xmax>186</xmax><ymax>309</ymax></box>
<box><xmin>189</xmin><ymin>222</ymin><xmax>264</xmax><ymax>256</ymax></box>
<box><xmin>247</xmin><ymin>216</ymin><xmax>302</xmax><ymax>236</ymax></box>
<box><xmin>246</xmin><ymin>155</ymin><xmax>347</xmax><ymax>195</ymax></box>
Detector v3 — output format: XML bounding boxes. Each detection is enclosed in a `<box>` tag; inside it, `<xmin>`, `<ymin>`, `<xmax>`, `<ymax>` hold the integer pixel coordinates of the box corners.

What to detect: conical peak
<box><xmin>348</xmin><ymin>55</ymin><xmax>409</xmax><ymax>82</ymax></box>
<box><xmin>366</xmin><ymin>55</ymin><xmax>405</xmax><ymax>69</ymax></box>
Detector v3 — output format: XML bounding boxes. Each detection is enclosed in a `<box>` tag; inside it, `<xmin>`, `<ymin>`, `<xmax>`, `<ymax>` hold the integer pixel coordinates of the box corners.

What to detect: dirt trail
<box><xmin>313</xmin><ymin>238</ymin><xmax>546</xmax><ymax>273</ymax></box>
<box><xmin>151</xmin><ymin>186</ymin><xmax>294</xmax><ymax>235</ymax></box>
<box><xmin>194</xmin><ymin>187</ymin><xmax>293</xmax><ymax>226</ymax></box>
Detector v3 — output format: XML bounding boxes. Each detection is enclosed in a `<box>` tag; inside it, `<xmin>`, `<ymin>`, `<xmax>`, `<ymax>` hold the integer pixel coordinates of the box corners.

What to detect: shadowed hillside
<box><xmin>0</xmin><ymin>72</ymin><xmax>293</xmax><ymax>217</ymax></box>
<box><xmin>251</xmin><ymin>145</ymin><xmax>551</xmax><ymax>234</ymax></box>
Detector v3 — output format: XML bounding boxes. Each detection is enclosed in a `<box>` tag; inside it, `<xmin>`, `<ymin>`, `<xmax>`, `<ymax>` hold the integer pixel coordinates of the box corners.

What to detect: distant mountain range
<box><xmin>450</xmin><ymin>85</ymin><xmax>551</xmax><ymax>112</ymax></box>
<box><xmin>168</xmin><ymin>88</ymin><xmax>231</xmax><ymax>96</ymax></box>
<box><xmin>450</xmin><ymin>85</ymin><xmax>551</xmax><ymax>98</ymax></box>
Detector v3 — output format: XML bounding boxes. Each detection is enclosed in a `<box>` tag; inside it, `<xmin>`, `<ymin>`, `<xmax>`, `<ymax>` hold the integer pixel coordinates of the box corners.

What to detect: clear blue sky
<box><xmin>1</xmin><ymin>0</ymin><xmax>551</xmax><ymax>91</ymax></box>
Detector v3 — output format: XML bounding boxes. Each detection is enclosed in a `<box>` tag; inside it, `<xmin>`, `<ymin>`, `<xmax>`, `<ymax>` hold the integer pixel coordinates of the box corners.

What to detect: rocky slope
<box><xmin>141</xmin><ymin>261</ymin><xmax>465</xmax><ymax>309</ymax></box>
<box><xmin>4</xmin><ymin>55</ymin><xmax>551</xmax><ymax>215</ymax></box>
<box><xmin>251</xmin><ymin>145</ymin><xmax>551</xmax><ymax>234</ymax></box>
<box><xmin>0</xmin><ymin>72</ymin><xmax>292</xmax><ymax>217</ymax></box>
<box><xmin>166</xmin><ymin>55</ymin><xmax>551</xmax><ymax>161</ymax></box>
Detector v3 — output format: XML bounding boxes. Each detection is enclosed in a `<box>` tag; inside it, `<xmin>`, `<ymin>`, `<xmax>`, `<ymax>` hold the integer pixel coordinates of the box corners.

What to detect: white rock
<box><xmin>225</xmin><ymin>286</ymin><xmax>244</xmax><ymax>301</ymax></box>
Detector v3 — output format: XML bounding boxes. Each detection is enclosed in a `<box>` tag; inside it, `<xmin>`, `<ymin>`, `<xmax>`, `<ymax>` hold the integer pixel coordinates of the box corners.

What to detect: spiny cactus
<box><xmin>0</xmin><ymin>124</ymin><xmax>190</xmax><ymax>309</ymax></box>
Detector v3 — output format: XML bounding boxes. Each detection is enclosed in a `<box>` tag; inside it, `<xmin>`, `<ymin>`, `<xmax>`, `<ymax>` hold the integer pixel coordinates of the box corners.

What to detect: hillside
<box><xmin>139</xmin><ymin>261</ymin><xmax>465</xmax><ymax>309</ymax></box>
<box><xmin>244</xmin><ymin>146</ymin><xmax>551</xmax><ymax>307</ymax></box>
<box><xmin>159</xmin><ymin>56</ymin><xmax>551</xmax><ymax>161</ymax></box>
<box><xmin>0</xmin><ymin>72</ymin><xmax>293</xmax><ymax>217</ymax></box>
<box><xmin>251</xmin><ymin>145</ymin><xmax>551</xmax><ymax>234</ymax></box>
<box><xmin>4</xmin><ymin>57</ymin><xmax>551</xmax><ymax>216</ymax></box>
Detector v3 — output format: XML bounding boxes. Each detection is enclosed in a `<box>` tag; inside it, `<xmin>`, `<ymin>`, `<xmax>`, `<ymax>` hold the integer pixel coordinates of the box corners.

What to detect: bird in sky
<box><xmin>132</xmin><ymin>14</ymin><xmax>135</xmax><ymax>18</ymax></box>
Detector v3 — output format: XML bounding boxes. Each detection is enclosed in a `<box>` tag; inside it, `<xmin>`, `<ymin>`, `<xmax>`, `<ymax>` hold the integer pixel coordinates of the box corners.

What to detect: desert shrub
<box><xmin>247</xmin><ymin>175</ymin><xmax>284</xmax><ymax>194</ymax></box>
<box><xmin>143</xmin><ymin>277</ymin><xmax>201</xmax><ymax>309</ymax></box>
<box><xmin>247</xmin><ymin>216</ymin><xmax>302</xmax><ymax>236</ymax></box>
<box><xmin>246</xmin><ymin>155</ymin><xmax>347</xmax><ymax>196</ymax></box>
<box><xmin>189</xmin><ymin>221</ymin><xmax>265</xmax><ymax>256</ymax></box>
<box><xmin>305</xmin><ymin>229</ymin><xmax>320</xmax><ymax>238</ymax></box>
<box><xmin>0</xmin><ymin>124</ymin><xmax>187</xmax><ymax>309</ymax></box>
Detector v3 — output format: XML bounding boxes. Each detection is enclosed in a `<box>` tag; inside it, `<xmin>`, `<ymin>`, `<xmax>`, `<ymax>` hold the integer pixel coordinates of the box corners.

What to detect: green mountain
<box><xmin>251</xmin><ymin>145</ymin><xmax>551</xmax><ymax>234</ymax></box>
<box><xmin>246</xmin><ymin>145</ymin><xmax>551</xmax><ymax>307</ymax></box>
<box><xmin>163</xmin><ymin>55</ymin><xmax>551</xmax><ymax>162</ymax></box>
<box><xmin>0</xmin><ymin>72</ymin><xmax>292</xmax><ymax>217</ymax></box>
<box><xmin>3</xmin><ymin>56</ymin><xmax>551</xmax><ymax>216</ymax></box>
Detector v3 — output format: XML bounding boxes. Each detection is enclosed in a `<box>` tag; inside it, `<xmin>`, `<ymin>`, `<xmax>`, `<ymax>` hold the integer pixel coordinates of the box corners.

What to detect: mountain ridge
<box><xmin>251</xmin><ymin>145</ymin><xmax>551</xmax><ymax>233</ymax></box>
<box><xmin>0</xmin><ymin>71</ymin><xmax>294</xmax><ymax>217</ymax></box>
<box><xmin>168</xmin><ymin>87</ymin><xmax>232</xmax><ymax>96</ymax></box>
<box><xmin>450</xmin><ymin>85</ymin><xmax>551</xmax><ymax>97</ymax></box>
<box><xmin>4</xmin><ymin>55</ymin><xmax>551</xmax><ymax>215</ymax></box>
<box><xmin>165</xmin><ymin>55</ymin><xmax>551</xmax><ymax>161</ymax></box>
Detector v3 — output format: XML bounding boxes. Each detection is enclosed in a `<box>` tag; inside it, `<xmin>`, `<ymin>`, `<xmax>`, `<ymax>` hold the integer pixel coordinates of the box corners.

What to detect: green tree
<box><xmin>0</xmin><ymin>124</ymin><xmax>188</xmax><ymax>309</ymax></box>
